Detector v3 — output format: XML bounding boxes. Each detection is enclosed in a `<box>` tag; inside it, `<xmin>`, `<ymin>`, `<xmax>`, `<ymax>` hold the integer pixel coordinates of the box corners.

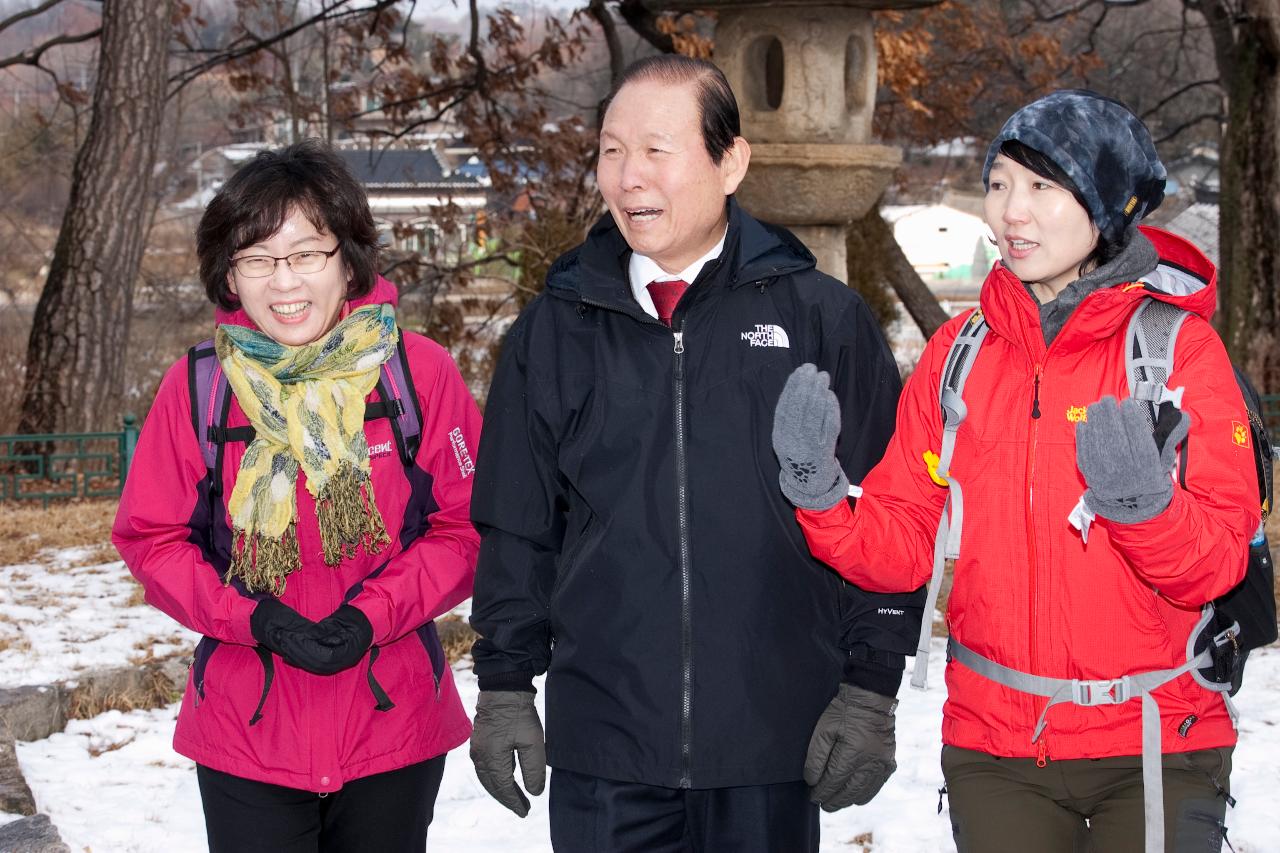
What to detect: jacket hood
<box><xmin>214</xmin><ymin>274</ymin><xmax>400</xmax><ymax>331</ymax></box>
<box><xmin>544</xmin><ymin>196</ymin><xmax>817</xmax><ymax>310</ymax></box>
<box><xmin>979</xmin><ymin>225</ymin><xmax>1217</xmax><ymax>355</ymax></box>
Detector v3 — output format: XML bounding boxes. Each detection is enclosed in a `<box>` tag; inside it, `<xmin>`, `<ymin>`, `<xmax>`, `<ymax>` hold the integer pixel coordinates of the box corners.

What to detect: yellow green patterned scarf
<box><xmin>215</xmin><ymin>304</ymin><xmax>398</xmax><ymax>594</ymax></box>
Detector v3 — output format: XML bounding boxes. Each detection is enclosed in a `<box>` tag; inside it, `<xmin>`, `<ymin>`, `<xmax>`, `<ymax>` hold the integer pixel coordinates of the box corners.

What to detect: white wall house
<box><xmin>881</xmin><ymin>203</ymin><xmax>994</xmax><ymax>285</ymax></box>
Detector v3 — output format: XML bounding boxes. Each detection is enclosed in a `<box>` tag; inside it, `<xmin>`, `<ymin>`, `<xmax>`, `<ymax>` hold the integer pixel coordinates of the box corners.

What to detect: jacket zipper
<box><xmin>578</xmin><ymin>295</ymin><xmax>696</xmax><ymax>786</ymax></box>
<box><xmin>673</xmin><ymin>326</ymin><xmax>694</xmax><ymax>788</ymax></box>
<box><xmin>1026</xmin><ymin>361</ymin><xmax>1044</xmax><ymax>762</ymax></box>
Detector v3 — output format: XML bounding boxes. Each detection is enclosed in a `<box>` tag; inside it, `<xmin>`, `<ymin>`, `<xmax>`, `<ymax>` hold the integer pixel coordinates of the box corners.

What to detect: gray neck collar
<box><xmin>1032</xmin><ymin>227</ymin><xmax>1159</xmax><ymax>345</ymax></box>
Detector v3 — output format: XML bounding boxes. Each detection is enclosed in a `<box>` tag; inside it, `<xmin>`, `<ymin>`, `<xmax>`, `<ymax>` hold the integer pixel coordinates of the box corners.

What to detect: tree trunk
<box><xmin>847</xmin><ymin>202</ymin><xmax>952</xmax><ymax>340</ymax></box>
<box><xmin>1217</xmin><ymin>0</ymin><xmax>1280</xmax><ymax>392</ymax></box>
<box><xmin>17</xmin><ymin>0</ymin><xmax>174</xmax><ymax>435</ymax></box>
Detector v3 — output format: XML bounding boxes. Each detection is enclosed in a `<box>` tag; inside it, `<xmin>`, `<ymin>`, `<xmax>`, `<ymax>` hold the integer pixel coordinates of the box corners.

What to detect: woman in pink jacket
<box><xmin>771</xmin><ymin>91</ymin><xmax>1257</xmax><ymax>852</ymax></box>
<box><xmin>113</xmin><ymin>141</ymin><xmax>480</xmax><ymax>852</ymax></box>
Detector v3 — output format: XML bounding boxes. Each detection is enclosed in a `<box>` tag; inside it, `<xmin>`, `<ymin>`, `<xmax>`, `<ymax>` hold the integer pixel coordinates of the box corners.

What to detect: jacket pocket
<box><xmin>415</xmin><ymin>623</ymin><xmax>446</xmax><ymax>698</ymax></box>
<box><xmin>191</xmin><ymin>636</ymin><xmax>220</xmax><ymax>703</ymax></box>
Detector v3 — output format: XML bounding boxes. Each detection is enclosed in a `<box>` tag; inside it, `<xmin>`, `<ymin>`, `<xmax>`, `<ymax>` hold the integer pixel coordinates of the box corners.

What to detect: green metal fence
<box><xmin>0</xmin><ymin>416</ymin><xmax>138</xmax><ymax>507</ymax></box>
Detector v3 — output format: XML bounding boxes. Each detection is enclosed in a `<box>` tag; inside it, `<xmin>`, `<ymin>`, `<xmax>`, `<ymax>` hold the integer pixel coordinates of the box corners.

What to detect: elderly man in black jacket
<box><xmin>469</xmin><ymin>53</ymin><xmax>924</xmax><ymax>852</ymax></box>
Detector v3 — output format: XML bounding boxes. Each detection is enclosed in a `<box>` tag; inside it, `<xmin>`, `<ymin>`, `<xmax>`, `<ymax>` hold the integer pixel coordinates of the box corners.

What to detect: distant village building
<box><xmin>178</xmin><ymin>138</ymin><xmax>493</xmax><ymax>253</ymax></box>
<box><xmin>1166</xmin><ymin>145</ymin><xmax>1219</xmax><ymax>204</ymax></box>
<box><xmin>336</xmin><ymin>145</ymin><xmax>490</xmax><ymax>252</ymax></box>
<box><xmin>1164</xmin><ymin>203</ymin><xmax>1220</xmax><ymax>266</ymax></box>
<box><xmin>878</xmin><ymin>203</ymin><xmax>991</xmax><ymax>368</ymax></box>
<box><xmin>882</xmin><ymin>203</ymin><xmax>992</xmax><ymax>293</ymax></box>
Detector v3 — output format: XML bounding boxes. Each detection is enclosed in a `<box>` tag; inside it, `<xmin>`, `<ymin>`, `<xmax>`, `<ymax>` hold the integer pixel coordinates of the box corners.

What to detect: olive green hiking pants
<box><xmin>942</xmin><ymin>745</ymin><xmax>1232</xmax><ymax>853</ymax></box>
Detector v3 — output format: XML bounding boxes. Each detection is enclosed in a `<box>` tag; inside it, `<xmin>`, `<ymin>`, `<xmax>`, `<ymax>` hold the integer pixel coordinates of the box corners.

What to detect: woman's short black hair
<box><xmin>602</xmin><ymin>55</ymin><xmax>741</xmax><ymax>166</ymax></box>
<box><xmin>999</xmin><ymin>140</ymin><xmax>1124</xmax><ymax>273</ymax></box>
<box><xmin>197</xmin><ymin>140</ymin><xmax>380</xmax><ymax>310</ymax></box>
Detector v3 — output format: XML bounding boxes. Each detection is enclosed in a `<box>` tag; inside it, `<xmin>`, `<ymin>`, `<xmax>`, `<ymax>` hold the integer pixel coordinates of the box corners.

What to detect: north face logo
<box><xmin>741</xmin><ymin>324</ymin><xmax>790</xmax><ymax>348</ymax></box>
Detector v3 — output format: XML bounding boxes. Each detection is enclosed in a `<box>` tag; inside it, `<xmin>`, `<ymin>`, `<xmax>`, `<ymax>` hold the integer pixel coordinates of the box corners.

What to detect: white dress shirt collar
<box><xmin>628</xmin><ymin>227</ymin><xmax>728</xmax><ymax>320</ymax></box>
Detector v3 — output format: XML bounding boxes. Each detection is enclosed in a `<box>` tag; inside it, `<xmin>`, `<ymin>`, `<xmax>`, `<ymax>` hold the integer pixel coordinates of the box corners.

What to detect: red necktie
<box><xmin>646</xmin><ymin>279</ymin><xmax>688</xmax><ymax>327</ymax></box>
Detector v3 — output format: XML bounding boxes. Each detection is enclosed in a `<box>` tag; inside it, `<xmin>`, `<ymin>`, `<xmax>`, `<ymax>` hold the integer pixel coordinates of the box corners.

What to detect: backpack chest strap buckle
<box><xmin>1072</xmin><ymin>677</ymin><xmax>1131</xmax><ymax>705</ymax></box>
<box><xmin>1132</xmin><ymin>379</ymin><xmax>1185</xmax><ymax>409</ymax></box>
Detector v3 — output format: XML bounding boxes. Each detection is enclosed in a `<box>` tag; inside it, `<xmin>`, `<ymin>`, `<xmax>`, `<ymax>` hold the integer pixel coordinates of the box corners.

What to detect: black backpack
<box><xmin>1112</xmin><ymin>296</ymin><xmax>1274</xmax><ymax>695</ymax></box>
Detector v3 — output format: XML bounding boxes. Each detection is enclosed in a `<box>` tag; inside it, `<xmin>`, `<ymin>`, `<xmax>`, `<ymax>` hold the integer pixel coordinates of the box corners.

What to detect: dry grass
<box><xmin>438</xmin><ymin>614</ymin><xmax>477</xmax><ymax>665</ymax></box>
<box><xmin>124</xmin><ymin>577</ymin><xmax>147</xmax><ymax>608</ymax></box>
<box><xmin>0</xmin><ymin>629</ymin><xmax>30</xmax><ymax>655</ymax></box>
<box><xmin>0</xmin><ymin>498</ymin><xmax>117</xmax><ymax>566</ymax></box>
<box><xmin>66</xmin><ymin>663</ymin><xmax>183</xmax><ymax>720</ymax></box>
<box><xmin>88</xmin><ymin>733</ymin><xmax>138</xmax><ymax>757</ymax></box>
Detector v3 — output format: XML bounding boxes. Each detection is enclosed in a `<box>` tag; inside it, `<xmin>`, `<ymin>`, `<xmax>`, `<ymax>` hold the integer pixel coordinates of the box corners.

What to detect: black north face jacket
<box><xmin>471</xmin><ymin>199</ymin><xmax>925</xmax><ymax>789</ymax></box>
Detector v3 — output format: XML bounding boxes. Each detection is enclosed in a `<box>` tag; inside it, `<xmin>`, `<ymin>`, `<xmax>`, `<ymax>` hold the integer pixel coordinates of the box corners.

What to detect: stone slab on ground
<box><xmin>0</xmin><ymin>737</ymin><xmax>35</xmax><ymax>816</ymax></box>
<box><xmin>0</xmin><ymin>687</ymin><xmax>65</xmax><ymax>744</ymax></box>
<box><xmin>0</xmin><ymin>814</ymin><xmax>70</xmax><ymax>853</ymax></box>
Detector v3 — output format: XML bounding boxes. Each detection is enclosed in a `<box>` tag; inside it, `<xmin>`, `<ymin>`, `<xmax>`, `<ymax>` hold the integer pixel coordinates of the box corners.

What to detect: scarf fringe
<box><xmin>317</xmin><ymin>460</ymin><xmax>390</xmax><ymax>566</ymax></box>
<box><xmin>226</xmin><ymin>523</ymin><xmax>301</xmax><ymax>595</ymax></box>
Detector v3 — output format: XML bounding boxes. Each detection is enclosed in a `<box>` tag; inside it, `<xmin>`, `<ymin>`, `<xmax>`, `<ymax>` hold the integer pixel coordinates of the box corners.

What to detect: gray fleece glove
<box><xmin>470</xmin><ymin>690</ymin><xmax>546</xmax><ymax>817</ymax></box>
<box><xmin>1076</xmin><ymin>396</ymin><xmax>1189</xmax><ymax>524</ymax></box>
<box><xmin>772</xmin><ymin>363</ymin><xmax>849</xmax><ymax>510</ymax></box>
<box><xmin>805</xmin><ymin>684</ymin><xmax>898</xmax><ymax>811</ymax></box>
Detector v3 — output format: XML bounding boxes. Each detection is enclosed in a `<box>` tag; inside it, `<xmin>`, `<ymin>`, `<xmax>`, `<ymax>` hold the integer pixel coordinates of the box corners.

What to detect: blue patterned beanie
<box><xmin>982</xmin><ymin>90</ymin><xmax>1167</xmax><ymax>243</ymax></box>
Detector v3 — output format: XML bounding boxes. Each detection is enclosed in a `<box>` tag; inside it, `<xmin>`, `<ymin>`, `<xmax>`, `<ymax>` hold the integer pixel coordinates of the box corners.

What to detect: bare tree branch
<box><xmin>1141</xmin><ymin>78</ymin><xmax>1221</xmax><ymax>118</ymax></box>
<box><xmin>0</xmin><ymin>27</ymin><xmax>102</xmax><ymax>73</ymax></box>
<box><xmin>1153</xmin><ymin>110</ymin><xmax>1224</xmax><ymax>142</ymax></box>
<box><xmin>468</xmin><ymin>0</ymin><xmax>487</xmax><ymax>89</ymax></box>
<box><xmin>1188</xmin><ymin>0</ymin><xmax>1239</xmax><ymax>82</ymax></box>
<box><xmin>0</xmin><ymin>0</ymin><xmax>75</xmax><ymax>36</ymax></box>
<box><xmin>167</xmin><ymin>0</ymin><xmax>401</xmax><ymax>96</ymax></box>
<box><xmin>615</xmin><ymin>0</ymin><xmax>675</xmax><ymax>53</ymax></box>
<box><xmin>587</xmin><ymin>0</ymin><xmax>625</xmax><ymax>86</ymax></box>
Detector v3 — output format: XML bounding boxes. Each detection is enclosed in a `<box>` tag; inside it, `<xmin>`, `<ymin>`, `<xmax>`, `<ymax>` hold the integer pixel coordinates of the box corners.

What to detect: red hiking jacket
<box><xmin>113</xmin><ymin>277</ymin><xmax>480</xmax><ymax>791</ymax></box>
<box><xmin>797</xmin><ymin>228</ymin><xmax>1257</xmax><ymax>761</ymax></box>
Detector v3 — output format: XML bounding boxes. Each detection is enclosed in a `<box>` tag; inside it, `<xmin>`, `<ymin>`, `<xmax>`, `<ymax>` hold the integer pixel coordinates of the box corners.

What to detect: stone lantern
<box><xmin>660</xmin><ymin>0</ymin><xmax>933</xmax><ymax>277</ymax></box>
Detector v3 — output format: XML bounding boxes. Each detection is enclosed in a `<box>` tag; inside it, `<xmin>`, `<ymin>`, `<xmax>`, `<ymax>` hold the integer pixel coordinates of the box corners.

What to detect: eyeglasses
<box><xmin>229</xmin><ymin>246</ymin><xmax>340</xmax><ymax>278</ymax></box>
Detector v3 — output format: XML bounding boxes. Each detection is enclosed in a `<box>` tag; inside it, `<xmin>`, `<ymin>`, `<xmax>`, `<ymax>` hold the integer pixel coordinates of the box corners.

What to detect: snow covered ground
<box><xmin>0</xmin><ymin>548</ymin><xmax>195</xmax><ymax>688</ymax></box>
<box><xmin>5</xmin><ymin>550</ymin><xmax>1280</xmax><ymax>852</ymax></box>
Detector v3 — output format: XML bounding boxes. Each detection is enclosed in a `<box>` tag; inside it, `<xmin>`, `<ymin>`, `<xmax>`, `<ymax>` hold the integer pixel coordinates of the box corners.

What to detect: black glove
<box><xmin>286</xmin><ymin>604</ymin><xmax>374</xmax><ymax>676</ymax></box>
<box><xmin>250</xmin><ymin>597</ymin><xmax>315</xmax><ymax>657</ymax></box>
<box><xmin>251</xmin><ymin>600</ymin><xmax>372</xmax><ymax>676</ymax></box>
<box><xmin>470</xmin><ymin>690</ymin><xmax>546</xmax><ymax>817</ymax></box>
<box><xmin>805</xmin><ymin>684</ymin><xmax>898</xmax><ymax>811</ymax></box>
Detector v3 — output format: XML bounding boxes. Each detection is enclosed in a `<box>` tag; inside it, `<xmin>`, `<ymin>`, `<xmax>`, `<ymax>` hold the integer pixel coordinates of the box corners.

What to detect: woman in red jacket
<box><xmin>772</xmin><ymin>91</ymin><xmax>1257</xmax><ymax>852</ymax></box>
<box><xmin>113</xmin><ymin>141</ymin><xmax>480</xmax><ymax>853</ymax></box>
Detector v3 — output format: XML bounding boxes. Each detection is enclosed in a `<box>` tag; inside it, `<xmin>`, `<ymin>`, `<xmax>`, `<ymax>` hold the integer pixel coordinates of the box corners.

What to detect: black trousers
<box><xmin>197</xmin><ymin>755</ymin><xmax>446</xmax><ymax>853</ymax></box>
<box><xmin>943</xmin><ymin>745</ymin><xmax>1232</xmax><ymax>853</ymax></box>
<box><xmin>548</xmin><ymin>767</ymin><xmax>819</xmax><ymax>853</ymax></box>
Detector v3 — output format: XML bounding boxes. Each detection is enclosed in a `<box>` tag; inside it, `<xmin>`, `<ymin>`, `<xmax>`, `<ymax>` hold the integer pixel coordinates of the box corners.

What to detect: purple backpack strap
<box><xmin>186</xmin><ymin>339</ymin><xmax>232</xmax><ymax>477</ymax></box>
<box><xmin>377</xmin><ymin>332</ymin><xmax>423</xmax><ymax>467</ymax></box>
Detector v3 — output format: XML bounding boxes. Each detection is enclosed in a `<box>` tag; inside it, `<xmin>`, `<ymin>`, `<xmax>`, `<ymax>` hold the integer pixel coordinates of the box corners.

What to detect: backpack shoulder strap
<box><xmin>1232</xmin><ymin>364</ymin><xmax>1275</xmax><ymax>517</ymax></box>
<box><xmin>187</xmin><ymin>339</ymin><xmax>233</xmax><ymax>476</ymax></box>
<box><xmin>935</xmin><ymin>308</ymin><xmax>990</xmax><ymax>552</ymax></box>
<box><xmin>911</xmin><ymin>309</ymin><xmax>989</xmax><ymax>690</ymax></box>
<box><xmin>1125</xmin><ymin>297</ymin><xmax>1191</xmax><ymax>428</ymax></box>
<box><xmin>375</xmin><ymin>331</ymin><xmax>423</xmax><ymax>468</ymax></box>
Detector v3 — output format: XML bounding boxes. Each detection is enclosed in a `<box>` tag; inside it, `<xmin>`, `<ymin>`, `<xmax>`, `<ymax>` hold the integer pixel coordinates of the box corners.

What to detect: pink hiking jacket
<box><xmin>113</xmin><ymin>277</ymin><xmax>480</xmax><ymax>792</ymax></box>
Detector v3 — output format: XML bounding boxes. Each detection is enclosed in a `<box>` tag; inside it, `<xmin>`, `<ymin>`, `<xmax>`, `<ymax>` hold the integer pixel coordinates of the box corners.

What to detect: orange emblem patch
<box><xmin>1066</xmin><ymin>406</ymin><xmax>1088</xmax><ymax>423</ymax></box>
<box><xmin>1232</xmin><ymin>422</ymin><xmax>1250</xmax><ymax>448</ymax></box>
